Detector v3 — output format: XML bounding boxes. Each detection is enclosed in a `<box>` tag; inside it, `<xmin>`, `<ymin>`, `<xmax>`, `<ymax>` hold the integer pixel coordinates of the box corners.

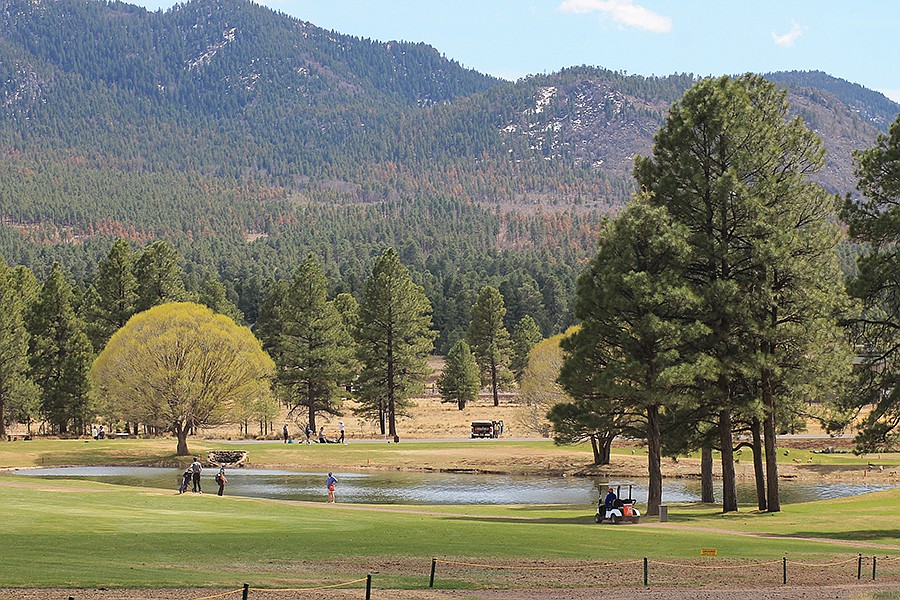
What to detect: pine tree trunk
<box><xmin>646</xmin><ymin>404</ymin><xmax>662</xmax><ymax>517</ymax></box>
<box><xmin>0</xmin><ymin>398</ymin><xmax>6</xmax><ymax>437</ymax></box>
<box><xmin>590</xmin><ymin>435</ymin><xmax>601</xmax><ymax>464</ymax></box>
<box><xmin>718</xmin><ymin>407</ymin><xmax>738</xmax><ymax>513</ymax></box>
<box><xmin>751</xmin><ymin>417</ymin><xmax>767</xmax><ymax>511</ymax></box>
<box><xmin>308</xmin><ymin>404</ymin><xmax>316</xmax><ymax>432</ymax></box>
<box><xmin>701</xmin><ymin>446</ymin><xmax>715</xmax><ymax>503</ymax></box>
<box><xmin>490</xmin><ymin>360</ymin><xmax>499</xmax><ymax>407</ymax></box>
<box><xmin>388</xmin><ymin>326</ymin><xmax>398</xmax><ymax>442</ymax></box>
<box><xmin>763</xmin><ymin>365</ymin><xmax>781</xmax><ymax>512</ymax></box>
<box><xmin>388</xmin><ymin>395</ymin><xmax>398</xmax><ymax>443</ymax></box>
<box><xmin>599</xmin><ymin>435</ymin><xmax>612</xmax><ymax>465</ymax></box>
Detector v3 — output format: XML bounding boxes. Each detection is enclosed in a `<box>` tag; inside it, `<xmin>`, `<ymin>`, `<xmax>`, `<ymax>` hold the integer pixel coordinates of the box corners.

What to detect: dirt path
<box><xmin>5</xmin><ymin>582</ymin><xmax>900</xmax><ymax>599</ymax></box>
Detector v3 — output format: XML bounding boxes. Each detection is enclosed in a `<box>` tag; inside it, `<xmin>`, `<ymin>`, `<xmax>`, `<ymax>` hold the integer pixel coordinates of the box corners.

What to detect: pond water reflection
<box><xmin>15</xmin><ymin>466</ymin><xmax>895</xmax><ymax>505</ymax></box>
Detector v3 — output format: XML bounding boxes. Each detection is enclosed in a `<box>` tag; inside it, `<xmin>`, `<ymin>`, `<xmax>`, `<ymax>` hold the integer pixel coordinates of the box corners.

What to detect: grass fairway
<box><xmin>2</xmin><ymin>473</ymin><xmax>899</xmax><ymax>590</ymax></box>
<box><xmin>2</xmin><ymin>439</ymin><xmax>900</xmax><ymax>592</ymax></box>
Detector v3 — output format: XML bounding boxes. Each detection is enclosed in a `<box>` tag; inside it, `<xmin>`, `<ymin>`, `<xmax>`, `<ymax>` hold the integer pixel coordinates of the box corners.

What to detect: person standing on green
<box><xmin>190</xmin><ymin>457</ymin><xmax>203</xmax><ymax>493</ymax></box>
<box><xmin>215</xmin><ymin>467</ymin><xmax>227</xmax><ymax>496</ymax></box>
<box><xmin>326</xmin><ymin>472</ymin><xmax>338</xmax><ymax>503</ymax></box>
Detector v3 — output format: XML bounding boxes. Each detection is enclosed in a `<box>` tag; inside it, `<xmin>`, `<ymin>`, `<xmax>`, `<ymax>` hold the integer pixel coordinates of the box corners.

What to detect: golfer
<box><xmin>326</xmin><ymin>472</ymin><xmax>338</xmax><ymax>503</ymax></box>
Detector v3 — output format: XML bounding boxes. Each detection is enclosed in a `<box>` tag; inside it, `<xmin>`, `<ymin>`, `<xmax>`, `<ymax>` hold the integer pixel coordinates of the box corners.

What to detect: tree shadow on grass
<box><xmin>659</xmin><ymin>507</ymin><xmax>781</xmax><ymax>523</ymax></box>
<box><xmin>443</xmin><ymin>514</ymin><xmax>600</xmax><ymax>525</ymax></box>
<box><xmin>765</xmin><ymin>529</ymin><xmax>900</xmax><ymax>544</ymax></box>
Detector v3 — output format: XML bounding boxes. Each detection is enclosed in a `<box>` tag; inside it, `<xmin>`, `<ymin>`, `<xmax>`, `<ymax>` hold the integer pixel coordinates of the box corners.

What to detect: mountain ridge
<box><xmin>2</xmin><ymin>0</ymin><xmax>896</xmax><ymax>208</ymax></box>
<box><xmin>0</xmin><ymin>0</ymin><xmax>896</xmax><ymax>344</ymax></box>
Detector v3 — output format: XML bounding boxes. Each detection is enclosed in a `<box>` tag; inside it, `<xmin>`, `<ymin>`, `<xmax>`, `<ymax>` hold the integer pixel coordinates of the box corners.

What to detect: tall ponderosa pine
<box><xmin>635</xmin><ymin>74</ymin><xmax>852</xmax><ymax>512</ymax></box>
<box><xmin>468</xmin><ymin>286</ymin><xmax>512</xmax><ymax>407</ymax></box>
<box><xmin>437</xmin><ymin>340</ymin><xmax>480</xmax><ymax>410</ymax></box>
<box><xmin>510</xmin><ymin>315</ymin><xmax>543</xmax><ymax>382</ymax></box>
<box><xmin>355</xmin><ymin>248</ymin><xmax>435</xmax><ymax>442</ymax></box>
<box><xmin>199</xmin><ymin>277</ymin><xmax>244</xmax><ymax>324</ymax></box>
<box><xmin>557</xmin><ymin>201</ymin><xmax>702</xmax><ymax>515</ymax></box>
<box><xmin>838</xmin><ymin>114</ymin><xmax>900</xmax><ymax>452</ymax></box>
<box><xmin>268</xmin><ymin>257</ymin><xmax>357</xmax><ymax>431</ymax></box>
<box><xmin>0</xmin><ymin>261</ymin><xmax>37</xmax><ymax>437</ymax></box>
<box><xmin>26</xmin><ymin>265</ymin><xmax>93</xmax><ymax>435</ymax></box>
<box><xmin>83</xmin><ymin>239</ymin><xmax>139</xmax><ymax>351</ymax></box>
<box><xmin>134</xmin><ymin>241</ymin><xmax>189</xmax><ymax>312</ymax></box>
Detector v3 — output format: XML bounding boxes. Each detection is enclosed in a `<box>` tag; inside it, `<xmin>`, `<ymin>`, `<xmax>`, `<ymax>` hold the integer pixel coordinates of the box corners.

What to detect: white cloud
<box><xmin>771</xmin><ymin>21</ymin><xmax>807</xmax><ymax>47</ymax></box>
<box><xmin>559</xmin><ymin>0</ymin><xmax>672</xmax><ymax>33</ymax></box>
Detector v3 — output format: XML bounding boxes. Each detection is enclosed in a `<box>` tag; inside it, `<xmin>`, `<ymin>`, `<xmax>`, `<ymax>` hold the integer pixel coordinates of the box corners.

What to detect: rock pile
<box><xmin>207</xmin><ymin>450</ymin><xmax>248</xmax><ymax>467</ymax></box>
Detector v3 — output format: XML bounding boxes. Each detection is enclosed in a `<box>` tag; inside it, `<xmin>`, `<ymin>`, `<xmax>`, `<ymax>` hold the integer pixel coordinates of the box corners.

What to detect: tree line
<box><xmin>547</xmin><ymin>75</ymin><xmax>900</xmax><ymax>516</ymax></box>
<box><xmin>0</xmin><ymin>241</ymin><xmax>544</xmax><ymax>453</ymax></box>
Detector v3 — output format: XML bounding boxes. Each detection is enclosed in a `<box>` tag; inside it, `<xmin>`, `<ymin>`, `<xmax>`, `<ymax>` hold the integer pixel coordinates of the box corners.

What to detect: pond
<box><xmin>14</xmin><ymin>466</ymin><xmax>896</xmax><ymax>506</ymax></box>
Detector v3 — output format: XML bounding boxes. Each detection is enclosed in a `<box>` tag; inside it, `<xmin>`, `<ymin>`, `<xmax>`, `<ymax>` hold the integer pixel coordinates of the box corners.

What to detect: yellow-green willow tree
<box><xmin>91</xmin><ymin>302</ymin><xmax>274</xmax><ymax>455</ymax></box>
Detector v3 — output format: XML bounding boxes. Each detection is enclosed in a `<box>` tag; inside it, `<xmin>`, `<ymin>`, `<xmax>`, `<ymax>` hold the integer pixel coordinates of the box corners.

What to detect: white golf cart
<box><xmin>595</xmin><ymin>483</ymin><xmax>641</xmax><ymax>524</ymax></box>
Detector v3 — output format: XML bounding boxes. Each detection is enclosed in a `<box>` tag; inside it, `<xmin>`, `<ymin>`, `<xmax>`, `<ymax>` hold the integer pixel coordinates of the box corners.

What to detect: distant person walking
<box><xmin>190</xmin><ymin>457</ymin><xmax>203</xmax><ymax>493</ymax></box>
<box><xmin>338</xmin><ymin>421</ymin><xmax>345</xmax><ymax>444</ymax></box>
<box><xmin>304</xmin><ymin>423</ymin><xmax>312</xmax><ymax>445</ymax></box>
<box><xmin>215</xmin><ymin>467</ymin><xmax>227</xmax><ymax>496</ymax></box>
<box><xmin>283</xmin><ymin>424</ymin><xmax>289</xmax><ymax>443</ymax></box>
<box><xmin>326</xmin><ymin>472</ymin><xmax>338</xmax><ymax>503</ymax></box>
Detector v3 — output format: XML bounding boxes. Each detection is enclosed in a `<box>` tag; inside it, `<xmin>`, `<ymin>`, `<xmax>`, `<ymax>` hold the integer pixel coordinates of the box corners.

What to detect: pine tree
<box><xmin>635</xmin><ymin>74</ymin><xmax>853</xmax><ymax>512</ymax></box>
<box><xmin>0</xmin><ymin>260</ymin><xmax>37</xmax><ymax>437</ymax></box>
<box><xmin>199</xmin><ymin>277</ymin><xmax>244</xmax><ymax>323</ymax></box>
<box><xmin>510</xmin><ymin>315</ymin><xmax>542</xmax><ymax>382</ymax></box>
<box><xmin>837</xmin><ymin>114</ymin><xmax>900</xmax><ymax>452</ymax></box>
<box><xmin>437</xmin><ymin>340</ymin><xmax>480</xmax><ymax>410</ymax></box>
<box><xmin>355</xmin><ymin>248</ymin><xmax>435</xmax><ymax>442</ymax></box>
<box><xmin>558</xmin><ymin>201</ymin><xmax>702</xmax><ymax>513</ymax></box>
<box><xmin>134</xmin><ymin>241</ymin><xmax>189</xmax><ymax>312</ymax></box>
<box><xmin>467</xmin><ymin>286</ymin><xmax>512</xmax><ymax>407</ymax></box>
<box><xmin>26</xmin><ymin>264</ymin><xmax>93</xmax><ymax>435</ymax></box>
<box><xmin>271</xmin><ymin>257</ymin><xmax>357</xmax><ymax>431</ymax></box>
<box><xmin>83</xmin><ymin>239</ymin><xmax>139</xmax><ymax>351</ymax></box>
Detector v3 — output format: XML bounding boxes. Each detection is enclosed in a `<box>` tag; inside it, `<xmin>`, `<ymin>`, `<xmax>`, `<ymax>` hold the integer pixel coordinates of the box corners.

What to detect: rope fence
<box><xmin>429</xmin><ymin>554</ymin><xmax>900</xmax><ymax>589</ymax></box>
<box><xmin>58</xmin><ymin>556</ymin><xmax>900</xmax><ymax>598</ymax></box>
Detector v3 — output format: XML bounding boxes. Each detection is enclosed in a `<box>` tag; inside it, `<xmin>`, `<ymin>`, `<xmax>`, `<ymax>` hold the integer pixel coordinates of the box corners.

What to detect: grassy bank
<box><xmin>2</xmin><ymin>438</ymin><xmax>899</xmax><ymax>476</ymax></box>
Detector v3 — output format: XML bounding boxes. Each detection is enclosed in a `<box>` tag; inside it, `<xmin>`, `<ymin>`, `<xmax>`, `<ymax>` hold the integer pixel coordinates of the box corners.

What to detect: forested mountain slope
<box><xmin>0</xmin><ymin>0</ymin><xmax>897</xmax><ymax>347</ymax></box>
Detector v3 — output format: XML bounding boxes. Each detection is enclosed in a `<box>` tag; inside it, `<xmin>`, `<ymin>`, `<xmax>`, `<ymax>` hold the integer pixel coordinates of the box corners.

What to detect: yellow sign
<box><xmin>700</xmin><ymin>548</ymin><xmax>718</xmax><ymax>557</ymax></box>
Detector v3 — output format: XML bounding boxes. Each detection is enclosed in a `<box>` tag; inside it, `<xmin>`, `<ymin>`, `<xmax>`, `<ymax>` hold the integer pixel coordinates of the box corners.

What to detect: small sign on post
<box><xmin>700</xmin><ymin>548</ymin><xmax>718</xmax><ymax>557</ymax></box>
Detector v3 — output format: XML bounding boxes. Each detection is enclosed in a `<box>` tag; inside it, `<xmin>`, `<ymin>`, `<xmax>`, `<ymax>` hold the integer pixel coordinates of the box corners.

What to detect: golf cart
<box><xmin>595</xmin><ymin>484</ymin><xmax>641</xmax><ymax>524</ymax></box>
<box><xmin>471</xmin><ymin>420</ymin><xmax>503</xmax><ymax>438</ymax></box>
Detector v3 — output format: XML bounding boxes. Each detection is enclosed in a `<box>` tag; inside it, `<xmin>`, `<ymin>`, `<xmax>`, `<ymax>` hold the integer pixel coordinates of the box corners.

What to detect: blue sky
<box><xmin>132</xmin><ymin>0</ymin><xmax>900</xmax><ymax>103</ymax></box>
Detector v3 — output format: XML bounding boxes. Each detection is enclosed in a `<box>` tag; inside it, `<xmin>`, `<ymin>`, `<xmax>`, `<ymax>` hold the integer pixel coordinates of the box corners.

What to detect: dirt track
<box><xmin>6</xmin><ymin>582</ymin><xmax>900</xmax><ymax>599</ymax></box>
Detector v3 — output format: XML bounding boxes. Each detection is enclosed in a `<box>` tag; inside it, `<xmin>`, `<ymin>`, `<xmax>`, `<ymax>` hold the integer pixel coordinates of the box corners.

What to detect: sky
<box><xmin>130</xmin><ymin>0</ymin><xmax>900</xmax><ymax>103</ymax></box>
